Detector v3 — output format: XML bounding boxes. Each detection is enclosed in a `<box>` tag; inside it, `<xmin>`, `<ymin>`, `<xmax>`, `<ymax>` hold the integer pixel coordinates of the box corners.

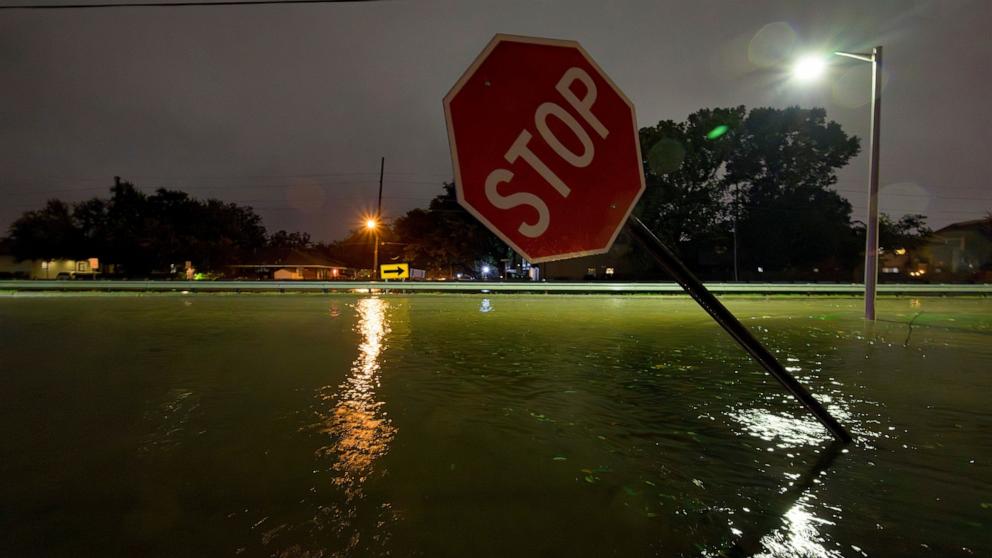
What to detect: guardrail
<box><xmin>1</xmin><ymin>280</ymin><xmax>990</xmax><ymax>295</ymax></box>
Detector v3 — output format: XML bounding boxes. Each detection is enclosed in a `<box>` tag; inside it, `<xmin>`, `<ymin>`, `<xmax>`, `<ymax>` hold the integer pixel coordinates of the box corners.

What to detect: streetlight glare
<box><xmin>792</xmin><ymin>55</ymin><xmax>826</xmax><ymax>81</ymax></box>
<box><xmin>366</xmin><ymin>218</ymin><xmax>377</xmax><ymax>230</ymax></box>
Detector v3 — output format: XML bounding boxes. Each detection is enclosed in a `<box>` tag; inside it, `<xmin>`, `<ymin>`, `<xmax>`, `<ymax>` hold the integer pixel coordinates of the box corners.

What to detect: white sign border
<box><xmin>442</xmin><ymin>33</ymin><xmax>647</xmax><ymax>264</ymax></box>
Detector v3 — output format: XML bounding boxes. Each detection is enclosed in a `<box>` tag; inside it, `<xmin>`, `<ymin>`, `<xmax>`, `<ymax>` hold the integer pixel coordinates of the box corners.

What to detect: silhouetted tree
<box><xmin>635</xmin><ymin>106</ymin><xmax>745</xmax><ymax>274</ymax></box>
<box><xmin>266</xmin><ymin>230</ymin><xmax>310</xmax><ymax>258</ymax></box>
<box><xmin>393</xmin><ymin>183</ymin><xmax>507</xmax><ymax>276</ymax></box>
<box><xmin>636</xmin><ymin>106</ymin><xmax>860</xmax><ymax>279</ymax></box>
<box><xmin>7</xmin><ymin>177</ymin><xmax>267</xmax><ymax>274</ymax></box>
<box><xmin>872</xmin><ymin>213</ymin><xmax>932</xmax><ymax>252</ymax></box>
<box><xmin>726</xmin><ymin>107</ymin><xmax>861</xmax><ymax>277</ymax></box>
<box><xmin>8</xmin><ymin>200</ymin><xmax>82</xmax><ymax>260</ymax></box>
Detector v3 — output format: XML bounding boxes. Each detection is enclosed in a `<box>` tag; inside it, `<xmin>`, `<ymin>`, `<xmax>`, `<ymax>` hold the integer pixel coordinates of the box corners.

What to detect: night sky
<box><xmin>2</xmin><ymin>0</ymin><xmax>989</xmax><ymax>241</ymax></box>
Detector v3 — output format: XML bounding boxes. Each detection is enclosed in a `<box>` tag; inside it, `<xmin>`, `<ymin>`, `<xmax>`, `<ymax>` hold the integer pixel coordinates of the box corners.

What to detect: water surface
<box><xmin>1</xmin><ymin>294</ymin><xmax>989</xmax><ymax>557</ymax></box>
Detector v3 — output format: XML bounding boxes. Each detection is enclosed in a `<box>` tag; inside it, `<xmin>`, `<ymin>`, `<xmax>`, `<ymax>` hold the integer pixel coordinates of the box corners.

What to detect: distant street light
<box><xmin>792</xmin><ymin>46</ymin><xmax>883</xmax><ymax>320</ymax></box>
<box><xmin>366</xmin><ymin>216</ymin><xmax>379</xmax><ymax>281</ymax></box>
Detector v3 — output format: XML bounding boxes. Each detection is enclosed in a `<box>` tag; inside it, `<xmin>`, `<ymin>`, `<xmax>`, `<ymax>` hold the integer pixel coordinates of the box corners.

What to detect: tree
<box><xmin>636</xmin><ymin>106</ymin><xmax>861</xmax><ymax>279</ymax></box>
<box><xmin>6</xmin><ymin>177</ymin><xmax>268</xmax><ymax>275</ymax></box>
<box><xmin>875</xmin><ymin>213</ymin><xmax>932</xmax><ymax>252</ymax></box>
<box><xmin>265</xmin><ymin>230</ymin><xmax>313</xmax><ymax>262</ymax></box>
<box><xmin>268</xmin><ymin>230</ymin><xmax>312</xmax><ymax>251</ymax></box>
<box><xmin>8</xmin><ymin>200</ymin><xmax>82</xmax><ymax>261</ymax></box>
<box><xmin>189</xmin><ymin>198</ymin><xmax>267</xmax><ymax>270</ymax></box>
<box><xmin>725</xmin><ymin>106</ymin><xmax>861</xmax><ymax>277</ymax></box>
<box><xmin>393</xmin><ymin>183</ymin><xmax>507</xmax><ymax>277</ymax></box>
<box><xmin>636</xmin><ymin>106</ymin><xmax>745</xmax><ymax>273</ymax></box>
<box><xmin>321</xmin><ymin>224</ymin><xmax>398</xmax><ymax>272</ymax></box>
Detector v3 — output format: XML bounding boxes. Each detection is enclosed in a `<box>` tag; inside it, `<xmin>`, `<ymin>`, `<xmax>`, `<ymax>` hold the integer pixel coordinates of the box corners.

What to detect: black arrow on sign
<box><xmin>381</xmin><ymin>266</ymin><xmax>405</xmax><ymax>276</ymax></box>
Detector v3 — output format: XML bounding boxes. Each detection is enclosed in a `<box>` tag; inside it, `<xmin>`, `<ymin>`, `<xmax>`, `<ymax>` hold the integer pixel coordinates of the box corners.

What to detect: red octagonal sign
<box><xmin>444</xmin><ymin>34</ymin><xmax>645</xmax><ymax>263</ymax></box>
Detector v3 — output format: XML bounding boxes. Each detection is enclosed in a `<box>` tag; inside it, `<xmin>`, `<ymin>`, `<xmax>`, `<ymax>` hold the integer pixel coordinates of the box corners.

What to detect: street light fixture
<box><xmin>365</xmin><ymin>216</ymin><xmax>381</xmax><ymax>281</ymax></box>
<box><xmin>793</xmin><ymin>46</ymin><xmax>883</xmax><ymax>320</ymax></box>
<box><xmin>791</xmin><ymin>55</ymin><xmax>827</xmax><ymax>82</ymax></box>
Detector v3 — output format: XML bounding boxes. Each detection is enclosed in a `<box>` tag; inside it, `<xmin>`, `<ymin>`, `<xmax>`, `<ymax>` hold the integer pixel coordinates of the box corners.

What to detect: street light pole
<box><xmin>836</xmin><ymin>47</ymin><xmax>882</xmax><ymax>320</ymax></box>
<box><xmin>372</xmin><ymin>156</ymin><xmax>384</xmax><ymax>281</ymax></box>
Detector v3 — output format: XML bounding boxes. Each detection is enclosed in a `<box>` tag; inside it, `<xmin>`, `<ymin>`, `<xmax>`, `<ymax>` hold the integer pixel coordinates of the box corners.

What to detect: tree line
<box><xmin>632</xmin><ymin>105</ymin><xmax>930</xmax><ymax>280</ymax></box>
<box><xmin>389</xmin><ymin>105</ymin><xmax>931</xmax><ymax>280</ymax></box>
<box><xmin>5</xmin><ymin>106</ymin><xmax>932</xmax><ymax>279</ymax></box>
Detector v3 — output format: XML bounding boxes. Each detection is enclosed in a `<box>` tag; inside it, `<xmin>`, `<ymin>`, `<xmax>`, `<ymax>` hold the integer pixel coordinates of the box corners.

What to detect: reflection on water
<box><xmin>313</xmin><ymin>297</ymin><xmax>395</xmax><ymax>549</ymax></box>
<box><xmin>728</xmin><ymin>407</ymin><xmax>830</xmax><ymax>448</ymax></box>
<box><xmin>319</xmin><ymin>297</ymin><xmax>394</xmax><ymax>494</ymax></box>
<box><xmin>724</xmin><ymin>406</ymin><xmax>845</xmax><ymax>557</ymax></box>
<box><xmin>752</xmin><ymin>495</ymin><xmax>846</xmax><ymax>558</ymax></box>
<box><xmin>725</xmin><ymin>370</ymin><xmax>858</xmax><ymax>557</ymax></box>
<box><xmin>139</xmin><ymin>388</ymin><xmax>200</xmax><ymax>454</ymax></box>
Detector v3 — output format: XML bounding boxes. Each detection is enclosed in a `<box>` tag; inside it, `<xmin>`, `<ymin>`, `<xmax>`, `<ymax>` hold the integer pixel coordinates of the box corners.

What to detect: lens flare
<box><xmin>706</xmin><ymin>125</ymin><xmax>730</xmax><ymax>140</ymax></box>
<box><xmin>792</xmin><ymin>55</ymin><xmax>826</xmax><ymax>81</ymax></box>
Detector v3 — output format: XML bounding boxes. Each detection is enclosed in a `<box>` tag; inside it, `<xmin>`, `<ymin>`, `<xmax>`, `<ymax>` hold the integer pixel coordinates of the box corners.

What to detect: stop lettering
<box><xmin>443</xmin><ymin>34</ymin><xmax>645</xmax><ymax>263</ymax></box>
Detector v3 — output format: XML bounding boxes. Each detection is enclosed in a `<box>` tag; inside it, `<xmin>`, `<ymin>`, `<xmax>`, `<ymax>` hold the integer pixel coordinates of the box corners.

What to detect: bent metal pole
<box><xmin>627</xmin><ymin>215</ymin><xmax>852</xmax><ymax>443</ymax></box>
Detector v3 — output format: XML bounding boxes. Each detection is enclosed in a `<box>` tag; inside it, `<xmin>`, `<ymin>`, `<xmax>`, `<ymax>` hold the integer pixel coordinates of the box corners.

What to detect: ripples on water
<box><xmin>312</xmin><ymin>297</ymin><xmax>396</xmax><ymax>554</ymax></box>
<box><xmin>0</xmin><ymin>295</ymin><xmax>989</xmax><ymax>557</ymax></box>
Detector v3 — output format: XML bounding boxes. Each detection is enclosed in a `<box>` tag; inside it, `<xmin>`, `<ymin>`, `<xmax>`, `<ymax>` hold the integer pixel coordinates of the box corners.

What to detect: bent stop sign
<box><xmin>444</xmin><ymin>34</ymin><xmax>645</xmax><ymax>263</ymax></box>
<box><xmin>442</xmin><ymin>35</ymin><xmax>852</xmax><ymax>442</ymax></box>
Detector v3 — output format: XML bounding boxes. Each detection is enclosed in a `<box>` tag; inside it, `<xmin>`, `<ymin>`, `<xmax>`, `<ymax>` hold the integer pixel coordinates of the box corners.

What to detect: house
<box><xmin>0</xmin><ymin>239</ymin><xmax>100</xmax><ymax>279</ymax></box>
<box><xmin>919</xmin><ymin>218</ymin><xmax>992</xmax><ymax>282</ymax></box>
<box><xmin>227</xmin><ymin>249</ymin><xmax>353</xmax><ymax>280</ymax></box>
<box><xmin>878</xmin><ymin>247</ymin><xmax>916</xmax><ymax>279</ymax></box>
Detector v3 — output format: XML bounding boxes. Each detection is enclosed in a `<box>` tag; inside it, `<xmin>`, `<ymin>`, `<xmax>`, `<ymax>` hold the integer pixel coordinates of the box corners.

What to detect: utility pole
<box><xmin>372</xmin><ymin>156</ymin><xmax>384</xmax><ymax>281</ymax></box>
<box><xmin>733</xmin><ymin>184</ymin><xmax>740</xmax><ymax>282</ymax></box>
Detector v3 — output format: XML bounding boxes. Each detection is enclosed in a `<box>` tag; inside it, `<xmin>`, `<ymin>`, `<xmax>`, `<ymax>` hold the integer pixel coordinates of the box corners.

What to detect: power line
<box><xmin>0</xmin><ymin>0</ymin><xmax>373</xmax><ymax>10</ymax></box>
<box><xmin>2</xmin><ymin>172</ymin><xmax>449</xmax><ymax>185</ymax></box>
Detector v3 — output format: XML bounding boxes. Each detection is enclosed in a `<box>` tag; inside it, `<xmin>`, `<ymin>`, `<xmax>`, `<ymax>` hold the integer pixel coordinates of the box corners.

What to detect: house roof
<box><xmin>934</xmin><ymin>218</ymin><xmax>991</xmax><ymax>236</ymax></box>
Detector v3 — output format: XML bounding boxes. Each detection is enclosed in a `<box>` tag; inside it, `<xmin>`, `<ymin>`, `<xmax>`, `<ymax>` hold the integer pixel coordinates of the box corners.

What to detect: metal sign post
<box><xmin>627</xmin><ymin>215</ymin><xmax>852</xmax><ymax>443</ymax></box>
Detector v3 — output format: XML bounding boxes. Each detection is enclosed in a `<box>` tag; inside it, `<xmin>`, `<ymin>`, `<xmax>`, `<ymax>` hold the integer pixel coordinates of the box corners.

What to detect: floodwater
<box><xmin>0</xmin><ymin>294</ymin><xmax>989</xmax><ymax>557</ymax></box>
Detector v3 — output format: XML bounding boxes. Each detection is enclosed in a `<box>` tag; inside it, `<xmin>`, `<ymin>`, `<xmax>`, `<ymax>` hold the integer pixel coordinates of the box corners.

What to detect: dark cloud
<box><xmin>2</xmin><ymin>0</ymin><xmax>989</xmax><ymax>241</ymax></box>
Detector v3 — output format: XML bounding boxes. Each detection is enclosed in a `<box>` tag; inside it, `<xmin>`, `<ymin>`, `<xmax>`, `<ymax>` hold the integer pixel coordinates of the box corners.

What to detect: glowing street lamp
<box><xmin>791</xmin><ymin>55</ymin><xmax>827</xmax><ymax>82</ymax></box>
<box><xmin>365</xmin><ymin>216</ymin><xmax>380</xmax><ymax>281</ymax></box>
<box><xmin>793</xmin><ymin>46</ymin><xmax>883</xmax><ymax>320</ymax></box>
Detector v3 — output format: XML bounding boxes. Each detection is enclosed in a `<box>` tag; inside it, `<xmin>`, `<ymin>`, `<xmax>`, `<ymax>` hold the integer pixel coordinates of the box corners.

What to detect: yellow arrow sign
<box><xmin>379</xmin><ymin>262</ymin><xmax>409</xmax><ymax>280</ymax></box>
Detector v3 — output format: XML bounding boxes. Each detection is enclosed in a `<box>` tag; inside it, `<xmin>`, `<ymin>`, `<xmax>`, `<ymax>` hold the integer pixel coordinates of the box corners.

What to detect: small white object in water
<box><xmin>480</xmin><ymin>298</ymin><xmax>493</xmax><ymax>313</ymax></box>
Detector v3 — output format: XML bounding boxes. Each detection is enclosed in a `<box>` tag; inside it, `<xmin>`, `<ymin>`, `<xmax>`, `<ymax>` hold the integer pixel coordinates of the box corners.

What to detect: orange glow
<box><xmin>365</xmin><ymin>218</ymin><xmax>378</xmax><ymax>230</ymax></box>
<box><xmin>316</xmin><ymin>297</ymin><xmax>394</xmax><ymax>501</ymax></box>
